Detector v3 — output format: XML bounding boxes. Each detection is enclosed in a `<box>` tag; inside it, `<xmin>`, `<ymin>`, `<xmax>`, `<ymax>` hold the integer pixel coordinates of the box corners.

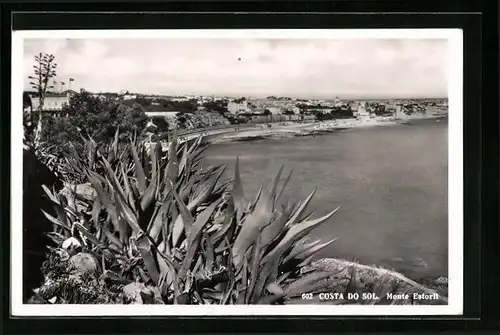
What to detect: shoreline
<box><xmin>208</xmin><ymin>115</ymin><xmax>446</xmax><ymax>144</ymax></box>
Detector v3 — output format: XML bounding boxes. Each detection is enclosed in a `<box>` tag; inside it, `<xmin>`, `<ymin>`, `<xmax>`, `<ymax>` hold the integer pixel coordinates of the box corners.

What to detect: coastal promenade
<box><xmin>161</xmin><ymin>114</ymin><xmax>446</xmax><ymax>146</ymax></box>
<box><xmin>174</xmin><ymin>121</ymin><xmax>311</xmax><ymax>142</ymax></box>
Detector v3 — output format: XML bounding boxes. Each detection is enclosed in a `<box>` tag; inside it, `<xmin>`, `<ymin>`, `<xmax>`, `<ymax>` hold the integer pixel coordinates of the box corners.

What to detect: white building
<box><xmin>123</xmin><ymin>94</ymin><xmax>137</xmax><ymax>100</ymax></box>
<box><xmin>334</xmin><ymin>97</ymin><xmax>342</xmax><ymax>107</ymax></box>
<box><xmin>171</xmin><ymin>96</ymin><xmax>189</xmax><ymax>102</ymax></box>
<box><xmin>356</xmin><ymin>102</ymin><xmax>370</xmax><ymax>119</ymax></box>
<box><xmin>227</xmin><ymin>101</ymin><xmax>249</xmax><ymax>114</ymax></box>
<box><xmin>268</xmin><ymin>107</ymin><xmax>283</xmax><ymax>115</ymax></box>
<box><xmin>30</xmin><ymin>90</ymin><xmax>76</xmax><ymax>112</ymax></box>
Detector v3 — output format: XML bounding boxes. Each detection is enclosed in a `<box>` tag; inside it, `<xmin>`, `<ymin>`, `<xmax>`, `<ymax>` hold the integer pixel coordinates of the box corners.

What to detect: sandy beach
<box><xmin>210</xmin><ymin>117</ymin><xmax>417</xmax><ymax>143</ymax></box>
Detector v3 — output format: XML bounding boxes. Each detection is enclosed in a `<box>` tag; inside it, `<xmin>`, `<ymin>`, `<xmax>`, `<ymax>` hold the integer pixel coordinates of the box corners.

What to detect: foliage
<box><xmin>26</xmin><ymin>53</ymin><xmax>57</xmax><ymax>148</ymax></box>
<box><xmin>203</xmin><ymin>101</ymin><xmax>229</xmax><ymax>115</ymax></box>
<box><xmin>175</xmin><ymin>112</ymin><xmax>189</xmax><ymax>129</ymax></box>
<box><xmin>315</xmin><ymin>112</ymin><xmax>336</xmax><ymax>122</ymax></box>
<box><xmin>23</xmin><ymin>92</ymin><xmax>35</xmax><ymax>140</ymax></box>
<box><xmin>30</xmin><ymin>250</ymin><xmax>129</xmax><ymax>304</ymax></box>
<box><xmin>135</xmin><ymin>97</ymin><xmax>152</xmax><ymax>107</ymax></box>
<box><xmin>41</xmin><ymin>91</ymin><xmax>149</xmax><ymax>148</ymax></box>
<box><xmin>151</xmin><ymin>116</ymin><xmax>170</xmax><ymax>133</ymax></box>
<box><xmin>36</xmin><ymin>126</ymin><xmax>130</xmax><ymax>185</ymax></box>
<box><xmin>35</xmin><ymin>142</ymin><xmax>67</xmax><ymax>180</ymax></box>
<box><xmin>263</xmin><ymin>109</ymin><xmax>272</xmax><ymax>116</ymax></box>
<box><xmin>233</xmin><ymin>97</ymin><xmax>246</xmax><ymax>104</ymax></box>
<box><xmin>330</xmin><ymin>106</ymin><xmax>354</xmax><ymax>119</ymax></box>
<box><xmin>155</xmin><ymin>99</ymin><xmax>198</xmax><ymax>114</ymax></box>
<box><xmin>40</xmin><ymin>135</ymin><xmax>345</xmax><ymax>304</ymax></box>
<box><xmin>266</xmin><ymin>96</ymin><xmax>292</xmax><ymax>101</ymax></box>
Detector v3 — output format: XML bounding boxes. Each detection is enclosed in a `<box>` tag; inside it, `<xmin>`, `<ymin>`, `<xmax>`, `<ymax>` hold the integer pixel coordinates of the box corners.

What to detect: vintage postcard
<box><xmin>11</xmin><ymin>29</ymin><xmax>463</xmax><ymax>316</ymax></box>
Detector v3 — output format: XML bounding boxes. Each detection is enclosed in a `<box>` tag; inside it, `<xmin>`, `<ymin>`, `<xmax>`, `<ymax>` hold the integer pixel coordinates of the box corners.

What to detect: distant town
<box><xmin>23</xmin><ymin>87</ymin><xmax>449</xmax><ymax>132</ymax></box>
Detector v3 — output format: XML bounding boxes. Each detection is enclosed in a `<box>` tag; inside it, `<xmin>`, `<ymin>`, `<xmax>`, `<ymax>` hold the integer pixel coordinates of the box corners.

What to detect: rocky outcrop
<box><xmin>23</xmin><ymin>148</ymin><xmax>63</xmax><ymax>302</ymax></box>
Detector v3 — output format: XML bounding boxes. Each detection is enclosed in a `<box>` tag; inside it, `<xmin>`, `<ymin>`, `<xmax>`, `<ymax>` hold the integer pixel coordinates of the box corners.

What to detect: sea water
<box><xmin>204</xmin><ymin>119</ymin><xmax>448</xmax><ymax>279</ymax></box>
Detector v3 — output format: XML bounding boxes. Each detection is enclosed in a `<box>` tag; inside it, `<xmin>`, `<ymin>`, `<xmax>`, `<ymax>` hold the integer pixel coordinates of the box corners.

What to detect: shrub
<box><xmin>41</xmin><ymin>91</ymin><xmax>149</xmax><ymax>148</ymax></box>
<box><xmin>151</xmin><ymin>116</ymin><xmax>170</xmax><ymax>133</ymax></box>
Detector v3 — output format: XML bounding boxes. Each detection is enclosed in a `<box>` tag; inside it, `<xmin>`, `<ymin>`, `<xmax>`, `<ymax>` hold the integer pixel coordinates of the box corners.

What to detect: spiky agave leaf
<box><xmin>231</xmin><ymin>166</ymin><xmax>285</xmax><ymax>270</ymax></box>
<box><xmin>283</xmin><ymin>189</ymin><xmax>317</xmax><ymax>229</ymax></box>
<box><xmin>282</xmin><ymin>238</ymin><xmax>337</xmax><ymax>265</ymax></box>
<box><xmin>171</xmin><ymin>190</ymin><xmax>195</xmax><ymax>247</ymax></box>
<box><xmin>111</xmin><ymin>128</ymin><xmax>120</xmax><ymax>160</ymax></box>
<box><xmin>41</xmin><ymin>184</ymin><xmax>61</xmax><ymax>205</ymax></box>
<box><xmin>136</xmin><ymin>233</ymin><xmax>160</xmax><ymax>285</ymax></box>
<box><xmin>139</xmin><ymin>167</ymin><xmax>158</xmax><ymax>212</ymax></box>
<box><xmin>245</xmin><ymin>234</ymin><xmax>263</xmax><ymax>303</ymax></box>
<box><xmin>178</xmin><ymin>198</ymin><xmax>222</xmax><ymax>279</ymax></box>
<box><xmin>275</xmin><ymin>169</ymin><xmax>293</xmax><ymax>206</ymax></box>
<box><xmin>186</xmin><ymin>166</ymin><xmax>225</xmax><ymax>213</ymax></box>
<box><xmin>86</xmin><ymin>171</ymin><xmax>122</xmax><ymax>236</ymax></box>
<box><xmin>119</xmin><ymin>162</ymin><xmax>137</xmax><ymax>214</ymax></box>
<box><xmin>101</xmin><ymin>156</ymin><xmax>127</xmax><ymax>203</ymax></box>
<box><xmin>261</xmin><ymin>206</ymin><xmax>341</xmax><ymax>265</ymax></box>
<box><xmin>147</xmin><ymin>187</ymin><xmax>173</xmax><ymax>241</ymax></box>
<box><xmin>281</xmin><ymin>239</ymin><xmax>323</xmax><ymax>264</ymax></box>
<box><xmin>130</xmin><ymin>141</ymin><xmax>147</xmax><ymax>194</ymax></box>
<box><xmin>165</xmin><ymin>136</ymin><xmax>179</xmax><ymax>185</ymax></box>
<box><xmin>178</xmin><ymin>139</ymin><xmax>189</xmax><ymax>177</ymax></box>
<box><xmin>246</xmin><ymin>208</ymin><xmax>341</xmax><ymax>303</ymax></box>
<box><xmin>91</xmin><ymin>197</ymin><xmax>102</xmax><ymax>226</ymax></box>
<box><xmin>232</xmin><ymin>156</ymin><xmax>245</xmax><ymax>216</ymax></box>
<box><xmin>231</xmin><ymin>204</ymin><xmax>273</xmax><ymax>270</ymax></box>
<box><xmin>259</xmin><ymin>206</ymin><xmax>292</xmax><ymax>252</ymax></box>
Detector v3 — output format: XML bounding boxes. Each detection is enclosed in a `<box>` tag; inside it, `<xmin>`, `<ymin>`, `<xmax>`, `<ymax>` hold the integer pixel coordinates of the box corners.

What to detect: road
<box><xmin>179</xmin><ymin>126</ymin><xmax>252</xmax><ymax>141</ymax></box>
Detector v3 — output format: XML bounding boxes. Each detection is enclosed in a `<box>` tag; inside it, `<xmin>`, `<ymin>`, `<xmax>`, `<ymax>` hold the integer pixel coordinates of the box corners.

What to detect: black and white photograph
<box><xmin>11</xmin><ymin>29</ymin><xmax>463</xmax><ymax>316</ymax></box>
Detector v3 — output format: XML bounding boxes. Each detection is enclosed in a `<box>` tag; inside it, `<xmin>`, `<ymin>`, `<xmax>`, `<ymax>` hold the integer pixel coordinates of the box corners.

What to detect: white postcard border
<box><xmin>11</xmin><ymin>29</ymin><xmax>463</xmax><ymax>316</ymax></box>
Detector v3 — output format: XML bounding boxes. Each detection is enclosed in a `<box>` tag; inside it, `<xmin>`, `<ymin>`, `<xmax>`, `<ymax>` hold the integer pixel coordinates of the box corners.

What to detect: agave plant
<box><xmin>40</xmin><ymin>133</ymin><xmax>346</xmax><ymax>304</ymax></box>
<box><xmin>56</xmin><ymin>129</ymin><xmax>137</xmax><ymax>184</ymax></box>
<box><xmin>34</xmin><ymin>142</ymin><xmax>67</xmax><ymax>180</ymax></box>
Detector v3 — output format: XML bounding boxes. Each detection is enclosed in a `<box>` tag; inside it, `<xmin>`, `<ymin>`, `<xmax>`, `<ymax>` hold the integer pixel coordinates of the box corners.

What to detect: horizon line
<box><xmin>23</xmin><ymin>89</ymin><xmax>448</xmax><ymax>101</ymax></box>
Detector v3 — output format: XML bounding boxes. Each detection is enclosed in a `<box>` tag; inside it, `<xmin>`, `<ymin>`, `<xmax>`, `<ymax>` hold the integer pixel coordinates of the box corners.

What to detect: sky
<box><xmin>23</xmin><ymin>38</ymin><xmax>449</xmax><ymax>99</ymax></box>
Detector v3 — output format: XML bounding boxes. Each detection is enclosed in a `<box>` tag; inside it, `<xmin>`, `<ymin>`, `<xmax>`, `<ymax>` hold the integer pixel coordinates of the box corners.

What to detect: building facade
<box><xmin>268</xmin><ymin>107</ymin><xmax>283</xmax><ymax>115</ymax></box>
<box><xmin>29</xmin><ymin>90</ymin><xmax>76</xmax><ymax>112</ymax></box>
<box><xmin>356</xmin><ymin>102</ymin><xmax>370</xmax><ymax>120</ymax></box>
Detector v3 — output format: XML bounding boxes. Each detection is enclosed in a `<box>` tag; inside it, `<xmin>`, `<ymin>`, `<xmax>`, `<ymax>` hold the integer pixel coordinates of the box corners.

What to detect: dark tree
<box><xmin>203</xmin><ymin>100</ymin><xmax>229</xmax><ymax>115</ymax></box>
<box><xmin>43</xmin><ymin>91</ymin><xmax>149</xmax><ymax>147</ymax></box>
<box><xmin>176</xmin><ymin>112</ymin><xmax>188</xmax><ymax>129</ymax></box>
<box><xmin>233</xmin><ymin>97</ymin><xmax>246</xmax><ymax>104</ymax></box>
<box><xmin>135</xmin><ymin>97</ymin><xmax>152</xmax><ymax>107</ymax></box>
<box><xmin>27</xmin><ymin>53</ymin><xmax>57</xmax><ymax>147</ymax></box>
<box><xmin>23</xmin><ymin>92</ymin><xmax>34</xmax><ymax>137</ymax></box>
<box><xmin>151</xmin><ymin>116</ymin><xmax>170</xmax><ymax>132</ymax></box>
